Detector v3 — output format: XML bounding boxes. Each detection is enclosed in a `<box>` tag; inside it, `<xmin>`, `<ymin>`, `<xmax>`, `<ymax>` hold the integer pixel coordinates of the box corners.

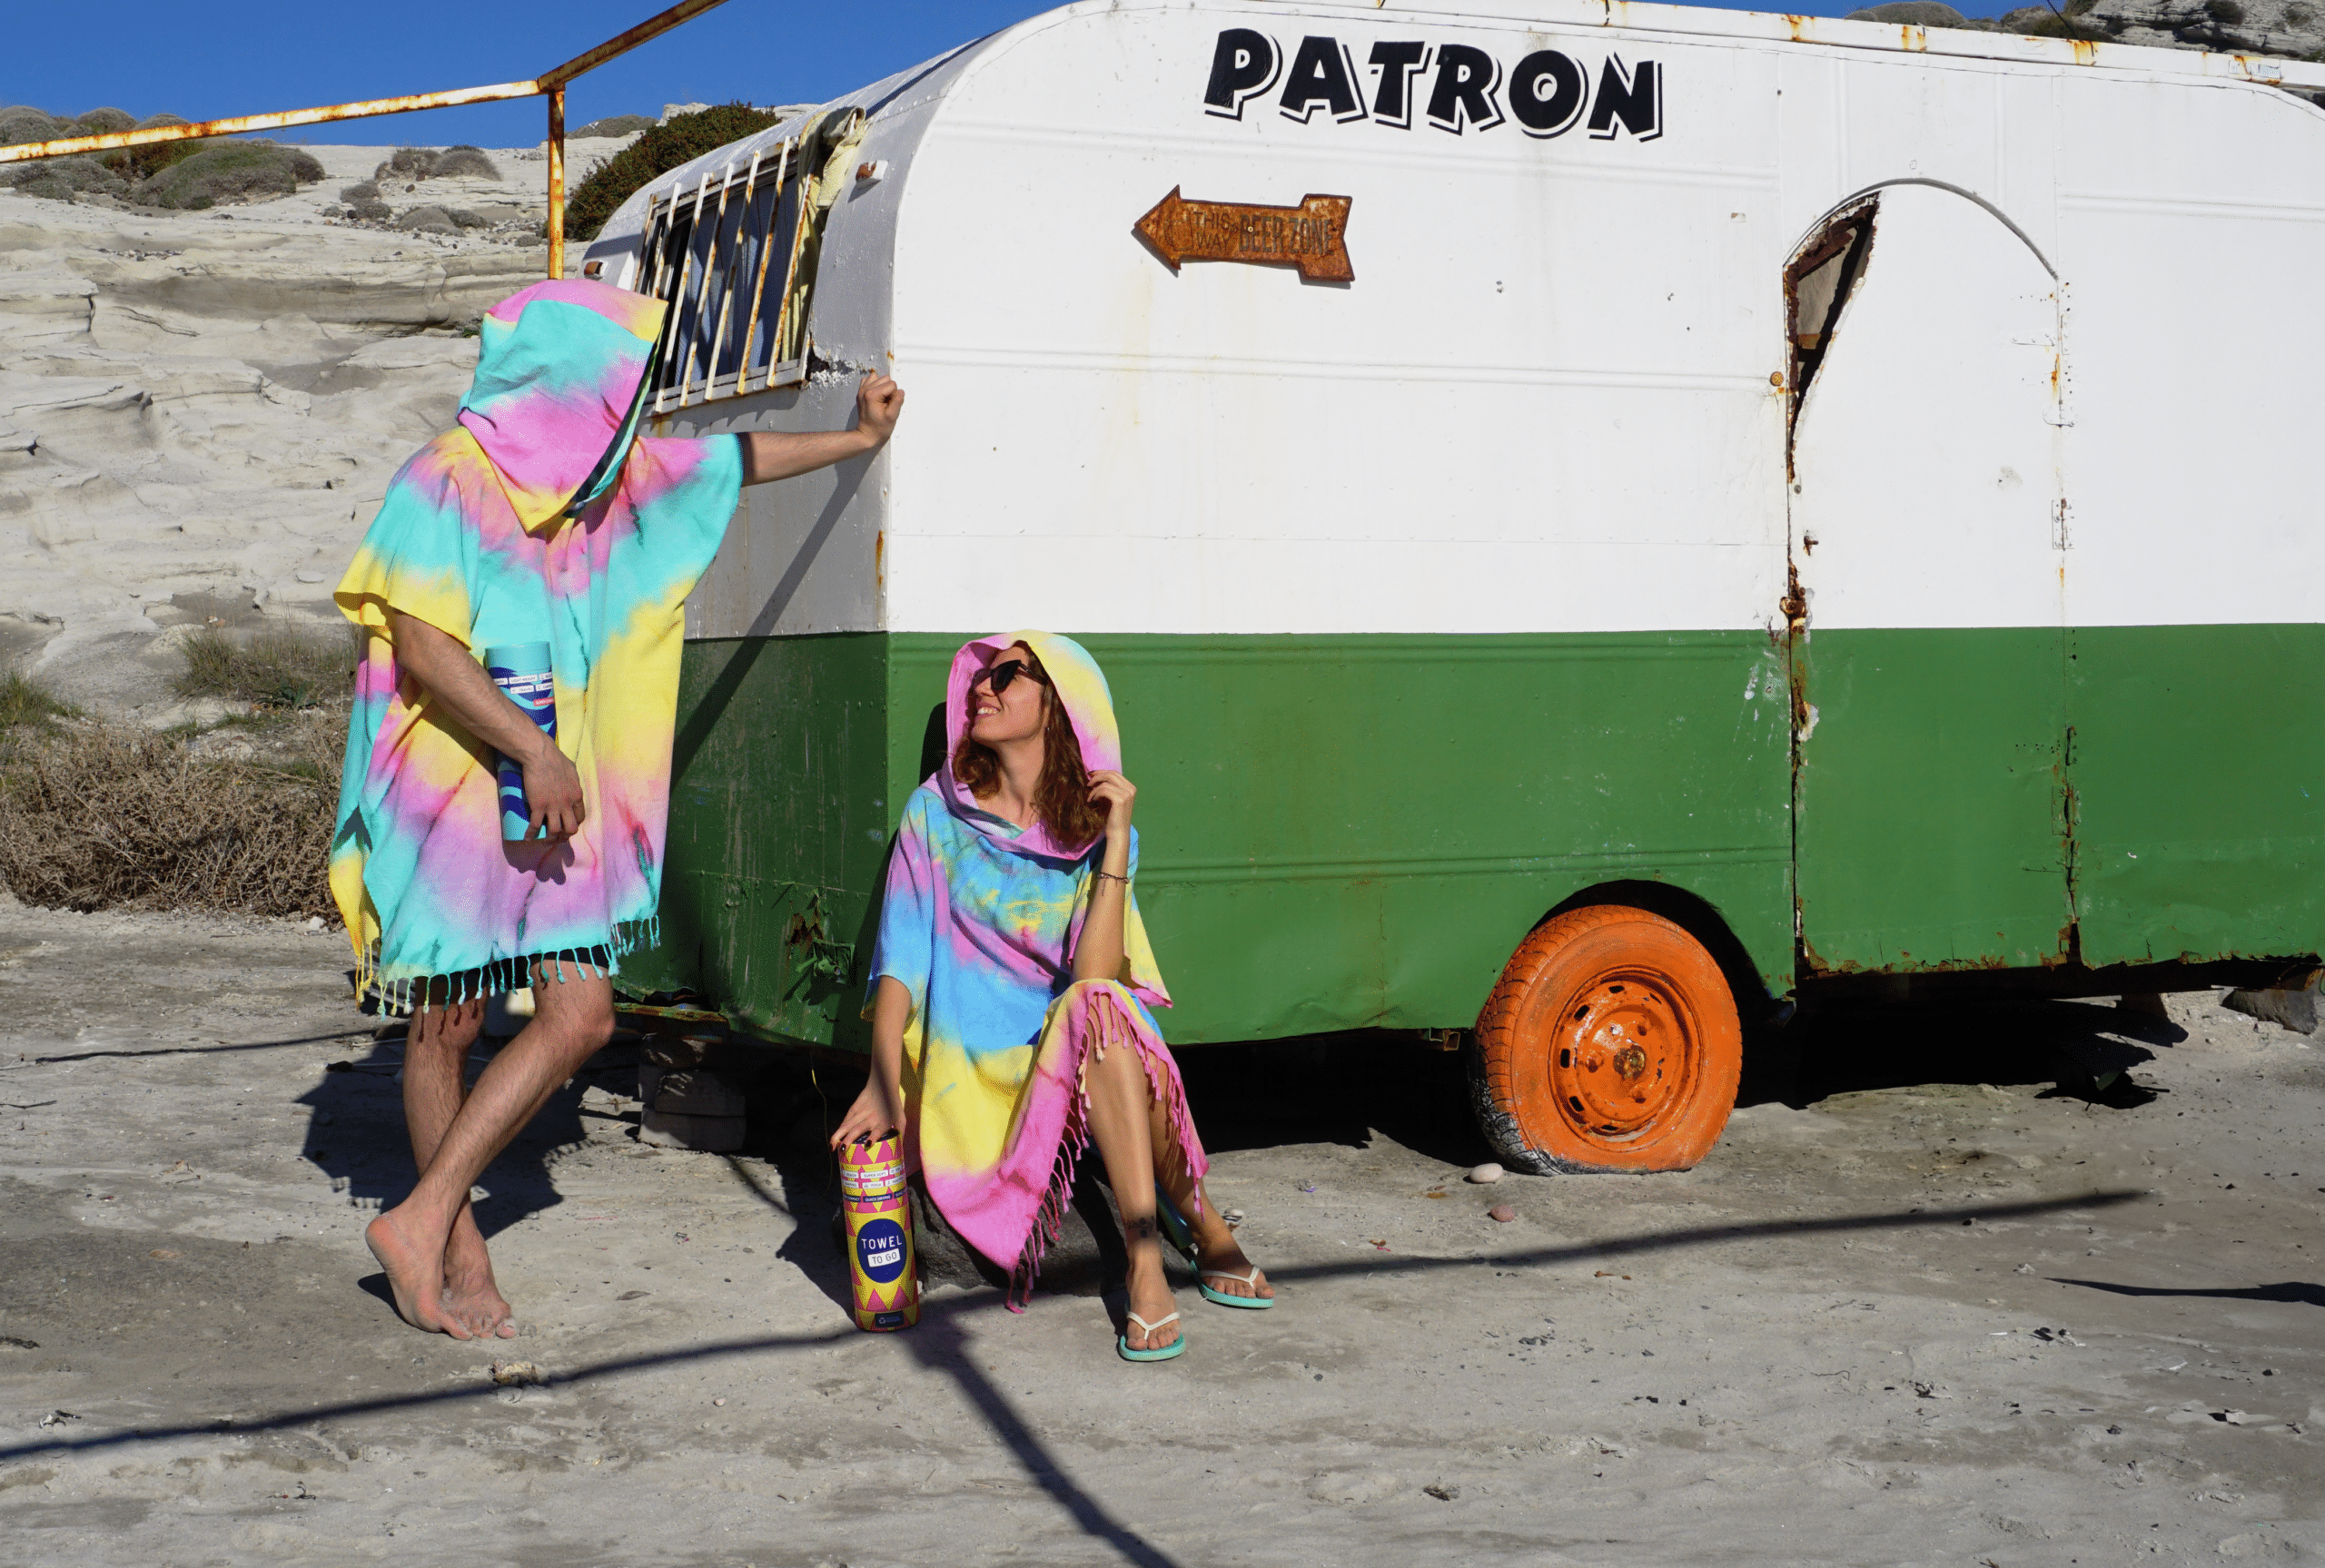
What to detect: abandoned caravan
<box><xmin>579</xmin><ymin>0</ymin><xmax>2325</xmax><ymax>1175</ymax></box>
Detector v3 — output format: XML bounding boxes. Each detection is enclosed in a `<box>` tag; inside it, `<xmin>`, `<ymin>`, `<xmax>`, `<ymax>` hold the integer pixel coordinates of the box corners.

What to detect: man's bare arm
<box><xmin>739</xmin><ymin>370</ymin><xmax>905</xmax><ymax>486</ymax></box>
<box><xmin>387</xmin><ymin>609</ymin><xmax>587</xmax><ymax>841</ymax></box>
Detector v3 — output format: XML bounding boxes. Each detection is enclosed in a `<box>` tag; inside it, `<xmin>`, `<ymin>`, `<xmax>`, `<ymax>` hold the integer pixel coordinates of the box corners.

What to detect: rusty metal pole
<box><xmin>547</xmin><ymin>85</ymin><xmax>567</xmax><ymax>281</ymax></box>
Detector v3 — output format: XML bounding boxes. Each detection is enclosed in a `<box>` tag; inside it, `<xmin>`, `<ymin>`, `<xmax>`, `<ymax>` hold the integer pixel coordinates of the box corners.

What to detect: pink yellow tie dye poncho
<box><xmin>330</xmin><ymin>280</ymin><xmax>741</xmax><ymax>1005</ymax></box>
<box><xmin>868</xmin><ymin>633</ymin><xmax>1206</xmax><ymax>1305</ymax></box>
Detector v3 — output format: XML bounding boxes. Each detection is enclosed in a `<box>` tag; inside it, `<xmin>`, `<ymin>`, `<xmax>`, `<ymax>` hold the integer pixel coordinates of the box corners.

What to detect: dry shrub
<box><xmin>0</xmin><ymin>106</ymin><xmax>66</xmax><ymax>147</ymax></box>
<box><xmin>0</xmin><ymin>714</ymin><xmax>343</xmax><ymax>918</ymax></box>
<box><xmin>340</xmin><ymin>180</ymin><xmax>379</xmax><ymax>202</ymax></box>
<box><xmin>135</xmin><ymin>140</ymin><xmax>325</xmax><ymax>209</ymax></box>
<box><xmin>74</xmin><ymin>106</ymin><xmax>136</xmax><ymax>133</ymax></box>
<box><xmin>432</xmin><ymin>144</ymin><xmax>500</xmax><ymax>180</ymax></box>
<box><xmin>376</xmin><ymin>146</ymin><xmax>437</xmax><ymax>180</ymax></box>
<box><xmin>175</xmin><ymin>624</ymin><xmax>356</xmax><ymax>709</ymax></box>
<box><xmin>0</xmin><ymin>154</ymin><xmax>128</xmax><ymax>202</ymax></box>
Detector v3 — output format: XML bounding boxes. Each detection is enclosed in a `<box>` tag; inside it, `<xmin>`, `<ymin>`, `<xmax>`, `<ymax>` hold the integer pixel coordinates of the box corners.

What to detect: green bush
<box><xmin>175</xmin><ymin>625</ymin><xmax>356</xmax><ymax>710</ymax></box>
<box><xmin>0</xmin><ymin>671</ymin><xmax>79</xmax><ymax>732</ymax></box>
<box><xmin>564</xmin><ymin>103</ymin><xmax>785</xmax><ymax>242</ymax></box>
<box><xmin>105</xmin><ymin>113</ymin><xmax>203</xmax><ymax>182</ymax></box>
<box><xmin>74</xmin><ymin>106</ymin><xmax>136</xmax><ymax>133</ymax></box>
<box><xmin>0</xmin><ymin>154</ymin><xmax>128</xmax><ymax>202</ymax></box>
<box><xmin>134</xmin><ymin>140</ymin><xmax>325</xmax><ymax>209</ymax></box>
<box><xmin>432</xmin><ymin>144</ymin><xmax>500</xmax><ymax>180</ymax></box>
<box><xmin>575</xmin><ymin>113</ymin><xmax>654</xmax><ymax>139</ymax></box>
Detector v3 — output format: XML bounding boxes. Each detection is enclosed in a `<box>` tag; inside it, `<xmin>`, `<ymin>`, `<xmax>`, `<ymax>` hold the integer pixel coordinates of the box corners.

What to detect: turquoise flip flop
<box><xmin>1155</xmin><ymin>1186</ymin><xmax>1275</xmax><ymax>1309</ymax></box>
<box><xmin>1198</xmin><ymin>1265</ymin><xmax>1275</xmax><ymax>1310</ymax></box>
<box><xmin>1118</xmin><ymin>1309</ymin><xmax>1186</xmax><ymax>1362</ymax></box>
<box><xmin>1154</xmin><ymin>1187</ymin><xmax>1200</xmax><ymax>1268</ymax></box>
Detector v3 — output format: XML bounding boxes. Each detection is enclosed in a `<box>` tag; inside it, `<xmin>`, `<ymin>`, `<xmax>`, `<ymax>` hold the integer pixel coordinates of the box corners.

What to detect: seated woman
<box><xmin>831</xmin><ymin>632</ymin><xmax>1272</xmax><ymax>1359</ymax></box>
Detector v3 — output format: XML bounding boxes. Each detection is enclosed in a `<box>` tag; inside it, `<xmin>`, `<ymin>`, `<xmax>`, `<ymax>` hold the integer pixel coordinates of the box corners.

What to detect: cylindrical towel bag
<box><xmin>839</xmin><ymin>1135</ymin><xmax>919</xmax><ymax>1331</ymax></box>
<box><xmin>484</xmin><ymin>642</ymin><xmax>556</xmax><ymax>842</ymax></box>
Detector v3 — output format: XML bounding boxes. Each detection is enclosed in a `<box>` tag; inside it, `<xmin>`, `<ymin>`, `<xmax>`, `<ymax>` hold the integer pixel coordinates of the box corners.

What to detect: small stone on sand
<box><xmin>1468</xmin><ymin>1163</ymin><xmax>1504</xmax><ymax>1184</ymax></box>
<box><xmin>1488</xmin><ymin>1205</ymin><xmax>1516</xmax><ymax>1223</ymax></box>
<box><xmin>489</xmin><ymin>1360</ymin><xmax>546</xmax><ymax>1386</ymax></box>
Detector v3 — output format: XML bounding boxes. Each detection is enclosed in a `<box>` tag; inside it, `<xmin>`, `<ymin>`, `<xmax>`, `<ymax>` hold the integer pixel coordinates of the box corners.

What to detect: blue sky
<box><xmin>6</xmin><ymin>0</ymin><xmax>1989</xmax><ymax>149</ymax></box>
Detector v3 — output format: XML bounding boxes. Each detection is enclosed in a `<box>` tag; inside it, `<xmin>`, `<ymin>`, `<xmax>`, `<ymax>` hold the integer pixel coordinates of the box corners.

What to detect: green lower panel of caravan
<box><xmin>628</xmin><ymin>631</ymin><xmax>1798</xmax><ymax>1050</ymax></box>
<box><xmin>1795</xmin><ymin>626</ymin><xmax>2074</xmax><ymax>973</ymax></box>
<box><xmin>1795</xmin><ymin>622</ymin><xmax>2325</xmax><ymax>975</ymax></box>
<box><xmin>2068</xmin><ymin>623</ymin><xmax>2325</xmax><ymax>967</ymax></box>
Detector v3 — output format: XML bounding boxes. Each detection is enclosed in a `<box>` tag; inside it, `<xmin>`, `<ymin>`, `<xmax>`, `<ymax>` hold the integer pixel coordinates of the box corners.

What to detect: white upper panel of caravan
<box><xmin>594</xmin><ymin>0</ymin><xmax>2325</xmax><ymax>638</ymax></box>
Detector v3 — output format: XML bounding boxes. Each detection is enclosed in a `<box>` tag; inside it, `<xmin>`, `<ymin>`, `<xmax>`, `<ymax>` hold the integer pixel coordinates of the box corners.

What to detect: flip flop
<box><xmin>1154</xmin><ymin>1186</ymin><xmax>1200</xmax><ymax>1268</ymax></box>
<box><xmin>1157</xmin><ymin>1186</ymin><xmax>1276</xmax><ymax>1309</ymax></box>
<box><xmin>1198</xmin><ymin>1265</ymin><xmax>1275</xmax><ymax>1310</ymax></box>
<box><xmin>1118</xmin><ymin>1309</ymin><xmax>1185</xmax><ymax>1362</ymax></box>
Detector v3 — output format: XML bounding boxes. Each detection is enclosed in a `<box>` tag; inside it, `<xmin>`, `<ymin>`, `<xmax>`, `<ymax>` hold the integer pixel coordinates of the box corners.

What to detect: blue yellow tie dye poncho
<box><xmin>868</xmin><ymin>633</ymin><xmax>1206</xmax><ymax>1304</ymax></box>
<box><xmin>330</xmin><ymin>280</ymin><xmax>742</xmax><ymax>1005</ymax></box>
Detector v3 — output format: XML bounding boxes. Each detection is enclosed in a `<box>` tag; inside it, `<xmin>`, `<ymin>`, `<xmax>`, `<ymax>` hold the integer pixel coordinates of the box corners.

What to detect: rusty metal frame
<box><xmin>0</xmin><ymin>0</ymin><xmax>737</xmax><ymax>280</ymax></box>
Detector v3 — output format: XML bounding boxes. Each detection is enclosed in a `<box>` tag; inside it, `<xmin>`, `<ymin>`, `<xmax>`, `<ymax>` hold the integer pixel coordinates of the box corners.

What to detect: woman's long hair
<box><xmin>954</xmin><ymin>652</ymin><xmax>1108</xmax><ymax>850</ymax></box>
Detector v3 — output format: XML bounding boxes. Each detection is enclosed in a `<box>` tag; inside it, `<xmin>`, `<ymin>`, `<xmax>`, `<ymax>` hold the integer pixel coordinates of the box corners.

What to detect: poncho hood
<box><xmin>456</xmin><ymin>279</ymin><xmax>668</xmax><ymax>531</ymax></box>
<box><xmin>937</xmin><ymin>632</ymin><xmax>1123</xmax><ymax>863</ymax></box>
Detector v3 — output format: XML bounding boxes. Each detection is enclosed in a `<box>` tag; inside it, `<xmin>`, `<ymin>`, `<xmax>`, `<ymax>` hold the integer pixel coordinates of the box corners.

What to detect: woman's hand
<box><xmin>1087</xmin><ymin>769</ymin><xmax>1136</xmax><ymax>834</ymax></box>
<box><xmin>519</xmin><ymin>744</ymin><xmax>587</xmax><ymax>842</ymax></box>
<box><xmin>828</xmin><ymin>1075</ymin><xmax>904</xmax><ymax>1152</ymax></box>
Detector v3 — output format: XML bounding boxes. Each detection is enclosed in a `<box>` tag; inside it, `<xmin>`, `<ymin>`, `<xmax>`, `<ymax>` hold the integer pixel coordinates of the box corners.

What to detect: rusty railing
<box><xmin>0</xmin><ymin>0</ymin><xmax>738</xmax><ymax>279</ymax></box>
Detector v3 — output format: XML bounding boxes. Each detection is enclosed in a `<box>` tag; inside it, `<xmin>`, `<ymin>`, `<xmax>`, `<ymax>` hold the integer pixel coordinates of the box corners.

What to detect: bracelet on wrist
<box><xmin>1093</xmin><ymin>870</ymin><xmax>1131</xmax><ymax>885</ymax></box>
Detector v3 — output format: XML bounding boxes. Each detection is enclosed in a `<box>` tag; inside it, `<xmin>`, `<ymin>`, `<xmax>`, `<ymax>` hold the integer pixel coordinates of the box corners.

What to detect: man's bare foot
<box><xmin>1123</xmin><ymin>1255</ymin><xmax>1182</xmax><ymax>1353</ymax></box>
<box><xmin>366</xmin><ymin>1208</ymin><xmax>470</xmax><ymax>1338</ymax></box>
<box><xmin>441</xmin><ymin>1218</ymin><xmax>516</xmax><ymax>1339</ymax></box>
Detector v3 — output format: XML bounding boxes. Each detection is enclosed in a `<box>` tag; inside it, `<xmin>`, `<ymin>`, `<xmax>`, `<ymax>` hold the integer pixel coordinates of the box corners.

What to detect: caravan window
<box><xmin>631</xmin><ymin>111</ymin><xmax>859</xmax><ymax>412</ymax></box>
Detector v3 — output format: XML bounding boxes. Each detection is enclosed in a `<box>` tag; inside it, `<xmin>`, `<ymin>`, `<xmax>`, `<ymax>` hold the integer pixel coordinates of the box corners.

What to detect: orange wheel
<box><xmin>1469</xmin><ymin>905</ymin><xmax>1742</xmax><ymax>1175</ymax></box>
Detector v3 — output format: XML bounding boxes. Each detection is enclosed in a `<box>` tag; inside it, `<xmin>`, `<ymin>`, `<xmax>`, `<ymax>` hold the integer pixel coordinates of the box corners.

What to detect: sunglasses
<box><xmin>970</xmin><ymin>658</ymin><xmax>1049</xmax><ymax>695</ymax></box>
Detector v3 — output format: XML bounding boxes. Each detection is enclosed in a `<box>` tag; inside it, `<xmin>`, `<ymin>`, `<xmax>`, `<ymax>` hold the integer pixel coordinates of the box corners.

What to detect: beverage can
<box><xmin>483</xmin><ymin>643</ymin><xmax>556</xmax><ymax>843</ymax></box>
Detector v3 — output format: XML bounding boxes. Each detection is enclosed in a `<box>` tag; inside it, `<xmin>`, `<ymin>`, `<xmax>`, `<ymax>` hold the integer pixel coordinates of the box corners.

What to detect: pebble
<box><xmin>1488</xmin><ymin>1205</ymin><xmax>1516</xmax><ymax>1223</ymax></box>
<box><xmin>489</xmin><ymin>1360</ymin><xmax>546</xmax><ymax>1386</ymax></box>
<box><xmin>1467</xmin><ymin>1163</ymin><xmax>1504</xmax><ymax>1184</ymax></box>
<box><xmin>712</xmin><ymin>1397</ymin><xmax>727</xmax><ymax>1406</ymax></box>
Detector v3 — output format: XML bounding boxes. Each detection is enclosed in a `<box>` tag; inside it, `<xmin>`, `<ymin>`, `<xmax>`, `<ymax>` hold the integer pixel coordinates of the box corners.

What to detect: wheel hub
<box><xmin>1550</xmin><ymin>976</ymin><xmax>1692</xmax><ymax>1142</ymax></box>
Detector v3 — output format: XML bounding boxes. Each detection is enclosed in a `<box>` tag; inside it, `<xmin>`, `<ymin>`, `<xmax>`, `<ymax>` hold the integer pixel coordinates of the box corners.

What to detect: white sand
<box><xmin>0</xmin><ymin>140</ymin><xmax>632</xmax><ymax>721</ymax></box>
<box><xmin>1</xmin><ymin>899</ymin><xmax>2321</xmax><ymax>1564</ymax></box>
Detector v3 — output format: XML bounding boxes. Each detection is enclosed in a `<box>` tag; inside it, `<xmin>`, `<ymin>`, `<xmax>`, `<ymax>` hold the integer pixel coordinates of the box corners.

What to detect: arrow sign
<box><xmin>1133</xmin><ymin>187</ymin><xmax>1354</xmax><ymax>283</ymax></box>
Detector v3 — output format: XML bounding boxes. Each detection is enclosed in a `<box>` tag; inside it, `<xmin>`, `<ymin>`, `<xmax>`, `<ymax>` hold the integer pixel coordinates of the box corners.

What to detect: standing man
<box><xmin>331</xmin><ymin>279</ymin><xmax>902</xmax><ymax>1338</ymax></box>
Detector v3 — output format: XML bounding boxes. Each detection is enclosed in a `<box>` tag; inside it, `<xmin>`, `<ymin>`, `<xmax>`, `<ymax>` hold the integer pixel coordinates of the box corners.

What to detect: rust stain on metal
<box><xmin>538</xmin><ymin>0</ymin><xmax>736</xmax><ymax>87</ymax></box>
<box><xmin>0</xmin><ymin>0</ymin><xmax>738</xmax><ymax>288</ymax></box>
<box><xmin>1134</xmin><ymin>187</ymin><xmax>1356</xmax><ymax>283</ymax></box>
<box><xmin>1900</xmin><ymin>24</ymin><xmax>1928</xmax><ymax>49</ymax></box>
<box><xmin>546</xmin><ymin>85</ymin><xmax>568</xmax><ymax>280</ymax></box>
<box><xmin>1783</xmin><ymin>14</ymin><xmax>1812</xmax><ymax>42</ymax></box>
<box><xmin>2071</xmin><ymin>38</ymin><xmax>2100</xmax><ymax>64</ymax></box>
<box><xmin>0</xmin><ymin>81</ymin><xmax>541</xmax><ymax>165</ymax></box>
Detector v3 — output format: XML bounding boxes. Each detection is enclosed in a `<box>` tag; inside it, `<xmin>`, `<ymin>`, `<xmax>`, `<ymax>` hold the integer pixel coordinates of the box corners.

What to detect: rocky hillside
<box><xmin>1851</xmin><ymin>0</ymin><xmax>2325</xmax><ymax>58</ymax></box>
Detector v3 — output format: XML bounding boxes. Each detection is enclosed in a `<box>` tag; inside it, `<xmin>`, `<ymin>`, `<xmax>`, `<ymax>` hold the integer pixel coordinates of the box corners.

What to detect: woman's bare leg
<box><xmin>399</xmin><ymin>996</ymin><xmax>517</xmax><ymax>1338</ymax></box>
<box><xmin>1150</xmin><ymin>1079</ymin><xmax>1273</xmax><ymax>1304</ymax></box>
<box><xmin>1081</xmin><ymin>1032</ymin><xmax>1181</xmax><ymax>1352</ymax></box>
<box><xmin>367</xmin><ymin>962</ymin><xmax>612</xmax><ymax>1336</ymax></box>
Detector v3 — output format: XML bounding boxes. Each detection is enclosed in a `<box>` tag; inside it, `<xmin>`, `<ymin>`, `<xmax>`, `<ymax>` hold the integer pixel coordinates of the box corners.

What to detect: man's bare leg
<box><xmin>399</xmin><ymin>995</ymin><xmax>517</xmax><ymax>1338</ymax></box>
<box><xmin>1082</xmin><ymin>1027</ymin><xmax>1181</xmax><ymax>1353</ymax></box>
<box><xmin>367</xmin><ymin>962</ymin><xmax>613</xmax><ymax>1337</ymax></box>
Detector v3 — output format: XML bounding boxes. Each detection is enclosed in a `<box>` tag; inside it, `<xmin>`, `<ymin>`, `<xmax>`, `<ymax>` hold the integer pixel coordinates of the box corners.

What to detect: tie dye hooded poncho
<box><xmin>330</xmin><ymin>280</ymin><xmax>742</xmax><ymax>1004</ymax></box>
<box><xmin>868</xmin><ymin>632</ymin><xmax>1207</xmax><ymax>1304</ymax></box>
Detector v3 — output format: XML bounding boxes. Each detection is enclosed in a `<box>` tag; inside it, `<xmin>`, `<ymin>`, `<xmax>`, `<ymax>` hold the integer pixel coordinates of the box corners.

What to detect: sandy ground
<box><xmin>0</xmin><ymin>139</ymin><xmax>631</xmax><ymax>725</ymax></box>
<box><xmin>0</xmin><ymin>895</ymin><xmax>2319</xmax><ymax>1566</ymax></box>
